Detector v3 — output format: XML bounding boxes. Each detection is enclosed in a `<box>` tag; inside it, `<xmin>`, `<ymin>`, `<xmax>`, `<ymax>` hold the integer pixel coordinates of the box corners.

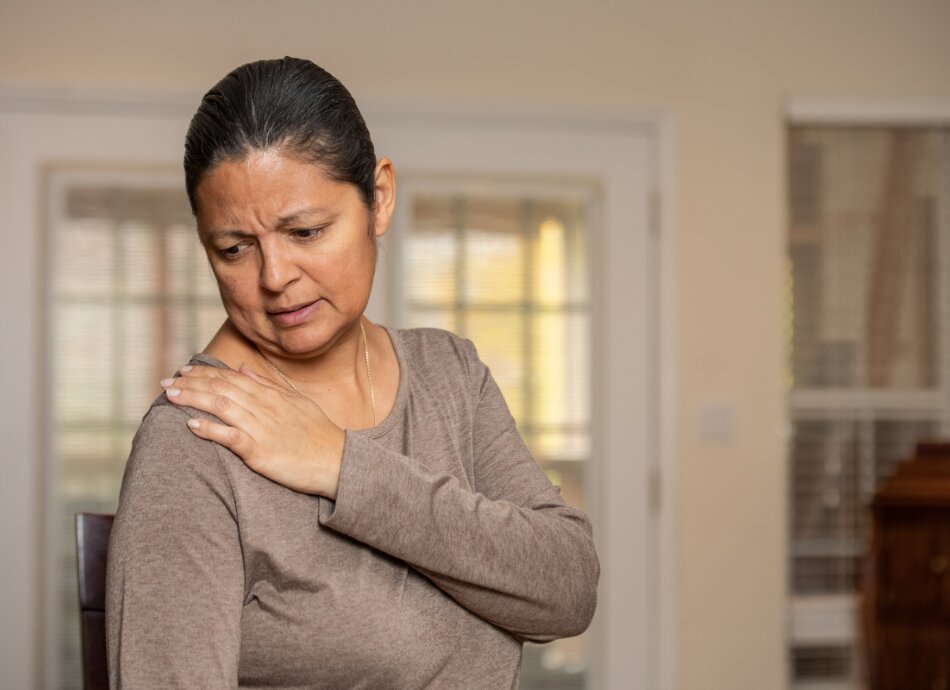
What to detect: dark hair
<box><xmin>184</xmin><ymin>57</ymin><xmax>376</xmax><ymax>214</ymax></box>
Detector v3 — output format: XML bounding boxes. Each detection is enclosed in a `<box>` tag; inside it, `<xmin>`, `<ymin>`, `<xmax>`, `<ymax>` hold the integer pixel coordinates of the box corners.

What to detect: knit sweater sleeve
<box><xmin>318</xmin><ymin>335</ymin><xmax>600</xmax><ymax>642</ymax></box>
<box><xmin>105</xmin><ymin>401</ymin><xmax>244</xmax><ymax>688</ymax></box>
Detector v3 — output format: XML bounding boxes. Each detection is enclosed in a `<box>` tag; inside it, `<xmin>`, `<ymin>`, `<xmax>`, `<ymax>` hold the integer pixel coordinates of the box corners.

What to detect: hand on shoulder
<box><xmin>161</xmin><ymin>364</ymin><xmax>345</xmax><ymax>498</ymax></box>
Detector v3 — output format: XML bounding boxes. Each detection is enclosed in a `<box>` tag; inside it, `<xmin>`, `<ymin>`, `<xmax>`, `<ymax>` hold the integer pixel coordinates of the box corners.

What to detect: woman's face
<box><xmin>194</xmin><ymin>149</ymin><xmax>394</xmax><ymax>359</ymax></box>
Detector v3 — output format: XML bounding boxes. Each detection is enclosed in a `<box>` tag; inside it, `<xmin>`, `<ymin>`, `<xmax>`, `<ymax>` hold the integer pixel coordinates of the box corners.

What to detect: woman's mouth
<box><xmin>268</xmin><ymin>300</ymin><xmax>321</xmax><ymax>327</ymax></box>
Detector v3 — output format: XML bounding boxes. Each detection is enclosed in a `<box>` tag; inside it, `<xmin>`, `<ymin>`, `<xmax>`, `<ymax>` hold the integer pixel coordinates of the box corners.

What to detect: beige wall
<box><xmin>2</xmin><ymin>1</ymin><xmax>949</xmax><ymax>688</ymax></box>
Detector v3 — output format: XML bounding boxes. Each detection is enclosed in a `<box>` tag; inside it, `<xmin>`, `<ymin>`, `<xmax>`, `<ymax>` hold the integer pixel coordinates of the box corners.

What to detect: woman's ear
<box><xmin>372</xmin><ymin>157</ymin><xmax>396</xmax><ymax>239</ymax></box>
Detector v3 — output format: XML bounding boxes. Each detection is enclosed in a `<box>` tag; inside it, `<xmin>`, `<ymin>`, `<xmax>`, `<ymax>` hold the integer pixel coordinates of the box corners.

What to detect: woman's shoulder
<box><xmin>117</xmin><ymin>400</ymin><xmax>238</xmax><ymax>533</ymax></box>
<box><xmin>391</xmin><ymin>327</ymin><xmax>489</xmax><ymax>406</ymax></box>
<box><xmin>123</xmin><ymin>357</ymin><xmax>236</xmax><ymax>492</ymax></box>
<box><xmin>135</xmin><ymin>394</ymin><xmax>218</xmax><ymax>455</ymax></box>
<box><xmin>393</xmin><ymin>327</ymin><xmax>481</xmax><ymax>371</ymax></box>
<box><xmin>135</xmin><ymin>355</ymin><xmax>231</xmax><ymax>444</ymax></box>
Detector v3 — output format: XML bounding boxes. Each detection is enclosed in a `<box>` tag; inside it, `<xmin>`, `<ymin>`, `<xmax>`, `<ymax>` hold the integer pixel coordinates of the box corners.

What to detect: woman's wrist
<box><xmin>312</xmin><ymin>426</ymin><xmax>346</xmax><ymax>500</ymax></box>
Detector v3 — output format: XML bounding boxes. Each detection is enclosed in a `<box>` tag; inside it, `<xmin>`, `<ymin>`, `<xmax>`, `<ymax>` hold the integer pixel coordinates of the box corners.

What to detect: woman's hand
<box><xmin>160</xmin><ymin>364</ymin><xmax>346</xmax><ymax>498</ymax></box>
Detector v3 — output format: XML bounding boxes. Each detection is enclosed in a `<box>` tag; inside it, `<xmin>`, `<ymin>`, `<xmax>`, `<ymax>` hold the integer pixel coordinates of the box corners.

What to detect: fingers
<box><xmin>163</xmin><ymin>365</ymin><xmax>283</xmax><ymax>411</ymax></box>
<box><xmin>186</xmin><ymin>417</ymin><xmax>256</xmax><ymax>458</ymax></box>
<box><xmin>177</xmin><ymin>363</ymin><xmax>283</xmax><ymax>395</ymax></box>
<box><xmin>162</xmin><ymin>377</ymin><xmax>257</xmax><ymax>429</ymax></box>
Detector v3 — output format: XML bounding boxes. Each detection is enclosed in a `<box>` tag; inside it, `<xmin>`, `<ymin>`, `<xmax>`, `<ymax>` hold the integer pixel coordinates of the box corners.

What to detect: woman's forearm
<box><xmin>318</xmin><ymin>431</ymin><xmax>599</xmax><ymax>641</ymax></box>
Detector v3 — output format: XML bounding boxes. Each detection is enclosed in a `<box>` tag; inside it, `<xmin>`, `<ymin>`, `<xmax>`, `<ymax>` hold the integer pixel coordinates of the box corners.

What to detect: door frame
<box><xmin>364</xmin><ymin>109</ymin><xmax>677</xmax><ymax>689</ymax></box>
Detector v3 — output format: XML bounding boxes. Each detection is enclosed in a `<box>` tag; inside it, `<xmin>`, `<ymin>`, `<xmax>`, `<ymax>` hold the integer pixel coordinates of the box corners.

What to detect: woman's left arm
<box><xmin>318</xmin><ymin>360</ymin><xmax>600</xmax><ymax>642</ymax></box>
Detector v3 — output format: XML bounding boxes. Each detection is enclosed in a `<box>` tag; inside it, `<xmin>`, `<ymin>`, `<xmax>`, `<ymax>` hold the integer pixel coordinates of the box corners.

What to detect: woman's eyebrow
<box><xmin>201</xmin><ymin>207</ymin><xmax>338</xmax><ymax>240</ymax></box>
<box><xmin>201</xmin><ymin>229</ymin><xmax>256</xmax><ymax>243</ymax></box>
<box><xmin>277</xmin><ymin>206</ymin><xmax>334</xmax><ymax>226</ymax></box>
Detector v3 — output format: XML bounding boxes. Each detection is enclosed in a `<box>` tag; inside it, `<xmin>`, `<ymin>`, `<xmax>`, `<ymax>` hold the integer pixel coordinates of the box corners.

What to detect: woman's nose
<box><xmin>259</xmin><ymin>245</ymin><xmax>299</xmax><ymax>293</ymax></box>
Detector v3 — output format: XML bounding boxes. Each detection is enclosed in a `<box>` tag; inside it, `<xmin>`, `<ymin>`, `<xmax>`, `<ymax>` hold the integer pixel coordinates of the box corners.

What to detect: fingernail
<box><xmin>180</xmin><ymin>365</ymin><xmax>193</xmax><ymax>373</ymax></box>
<box><xmin>160</xmin><ymin>378</ymin><xmax>175</xmax><ymax>388</ymax></box>
<box><xmin>166</xmin><ymin>388</ymin><xmax>181</xmax><ymax>398</ymax></box>
<box><xmin>187</xmin><ymin>418</ymin><xmax>200</xmax><ymax>429</ymax></box>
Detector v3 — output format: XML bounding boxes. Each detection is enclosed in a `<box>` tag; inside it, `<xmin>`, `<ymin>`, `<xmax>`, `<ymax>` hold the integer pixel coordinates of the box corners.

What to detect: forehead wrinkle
<box><xmin>276</xmin><ymin>205</ymin><xmax>335</xmax><ymax>226</ymax></box>
<box><xmin>206</xmin><ymin>228</ymin><xmax>256</xmax><ymax>242</ymax></box>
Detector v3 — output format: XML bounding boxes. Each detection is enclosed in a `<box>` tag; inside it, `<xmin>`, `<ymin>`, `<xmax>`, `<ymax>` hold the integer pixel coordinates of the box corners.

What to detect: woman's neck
<box><xmin>204</xmin><ymin>317</ymin><xmax>398</xmax><ymax>431</ymax></box>
<box><xmin>204</xmin><ymin>318</ymin><xmax>365</xmax><ymax>393</ymax></box>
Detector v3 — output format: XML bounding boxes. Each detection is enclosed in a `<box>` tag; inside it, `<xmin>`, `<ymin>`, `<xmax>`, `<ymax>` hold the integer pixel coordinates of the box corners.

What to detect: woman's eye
<box><xmin>292</xmin><ymin>227</ymin><xmax>324</xmax><ymax>240</ymax></box>
<box><xmin>219</xmin><ymin>243</ymin><xmax>246</xmax><ymax>259</ymax></box>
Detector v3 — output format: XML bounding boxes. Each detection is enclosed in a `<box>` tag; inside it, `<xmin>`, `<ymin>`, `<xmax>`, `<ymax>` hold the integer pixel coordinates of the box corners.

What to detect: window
<box><xmin>46</xmin><ymin>169</ymin><xmax>224</xmax><ymax>687</ymax></box>
<box><xmin>786</xmin><ymin>126</ymin><xmax>950</xmax><ymax>689</ymax></box>
<box><xmin>396</xmin><ymin>179</ymin><xmax>596</xmax><ymax>688</ymax></box>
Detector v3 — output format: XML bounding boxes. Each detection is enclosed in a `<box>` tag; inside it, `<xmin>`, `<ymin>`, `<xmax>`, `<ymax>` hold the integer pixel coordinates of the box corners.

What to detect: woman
<box><xmin>106</xmin><ymin>57</ymin><xmax>599</xmax><ymax>689</ymax></box>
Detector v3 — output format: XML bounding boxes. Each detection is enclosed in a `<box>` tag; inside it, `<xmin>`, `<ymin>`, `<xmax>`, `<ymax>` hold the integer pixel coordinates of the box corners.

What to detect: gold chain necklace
<box><xmin>257</xmin><ymin>320</ymin><xmax>377</xmax><ymax>427</ymax></box>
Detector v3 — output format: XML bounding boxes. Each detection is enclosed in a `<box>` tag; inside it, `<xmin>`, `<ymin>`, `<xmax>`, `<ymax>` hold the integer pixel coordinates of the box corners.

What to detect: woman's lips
<box><xmin>269</xmin><ymin>300</ymin><xmax>320</xmax><ymax>327</ymax></box>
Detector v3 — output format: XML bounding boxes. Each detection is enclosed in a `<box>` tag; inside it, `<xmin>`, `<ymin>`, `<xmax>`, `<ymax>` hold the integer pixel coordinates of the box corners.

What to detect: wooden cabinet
<box><xmin>868</xmin><ymin>443</ymin><xmax>950</xmax><ymax>690</ymax></box>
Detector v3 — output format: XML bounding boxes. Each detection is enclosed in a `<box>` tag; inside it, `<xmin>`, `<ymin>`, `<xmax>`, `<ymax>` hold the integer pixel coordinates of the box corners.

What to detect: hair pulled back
<box><xmin>184</xmin><ymin>57</ymin><xmax>376</xmax><ymax>214</ymax></box>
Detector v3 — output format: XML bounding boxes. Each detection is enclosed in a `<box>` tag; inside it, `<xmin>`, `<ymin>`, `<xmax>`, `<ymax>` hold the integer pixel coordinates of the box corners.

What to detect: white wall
<box><xmin>2</xmin><ymin>1</ymin><xmax>950</xmax><ymax>688</ymax></box>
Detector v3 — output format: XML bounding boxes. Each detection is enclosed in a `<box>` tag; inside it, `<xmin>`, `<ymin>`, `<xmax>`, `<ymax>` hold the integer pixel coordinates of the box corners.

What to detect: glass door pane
<box><xmin>400</xmin><ymin>183</ymin><xmax>594</xmax><ymax>689</ymax></box>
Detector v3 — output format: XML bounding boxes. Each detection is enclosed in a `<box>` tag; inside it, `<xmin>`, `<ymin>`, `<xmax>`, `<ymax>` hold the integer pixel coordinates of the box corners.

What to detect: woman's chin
<box><xmin>257</xmin><ymin>333</ymin><xmax>338</xmax><ymax>360</ymax></box>
<box><xmin>227</xmin><ymin>315</ymin><xmax>359</xmax><ymax>360</ymax></box>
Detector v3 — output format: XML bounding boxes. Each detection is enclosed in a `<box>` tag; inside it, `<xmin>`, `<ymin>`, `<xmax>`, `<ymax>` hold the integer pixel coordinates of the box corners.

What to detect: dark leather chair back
<box><xmin>75</xmin><ymin>513</ymin><xmax>114</xmax><ymax>690</ymax></box>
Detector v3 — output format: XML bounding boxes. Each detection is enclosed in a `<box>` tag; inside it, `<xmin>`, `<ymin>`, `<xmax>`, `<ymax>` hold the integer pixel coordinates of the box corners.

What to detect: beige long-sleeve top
<box><xmin>106</xmin><ymin>327</ymin><xmax>599</xmax><ymax>689</ymax></box>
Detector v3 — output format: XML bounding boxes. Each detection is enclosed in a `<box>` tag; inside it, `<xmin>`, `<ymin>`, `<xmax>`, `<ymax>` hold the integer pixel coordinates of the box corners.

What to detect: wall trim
<box><xmin>786</xmin><ymin>98</ymin><xmax>950</xmax><ymax>125</ymax></box>
<box><xmin>0</xmin><ymin>83</ymin><xmax>199</xmax><ymax>117</ymax></box>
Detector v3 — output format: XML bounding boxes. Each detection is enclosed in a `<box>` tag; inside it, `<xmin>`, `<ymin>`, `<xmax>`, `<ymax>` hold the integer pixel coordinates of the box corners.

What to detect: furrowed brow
<box><xmin>276</xmin><ymin>206</ymin><xmax>334</xmax><ymax>226</ymax></box>
<box><xmin>205</xmin><ymin>229</ymin><xmax>255</xmax><ymax>242</ymax></box>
